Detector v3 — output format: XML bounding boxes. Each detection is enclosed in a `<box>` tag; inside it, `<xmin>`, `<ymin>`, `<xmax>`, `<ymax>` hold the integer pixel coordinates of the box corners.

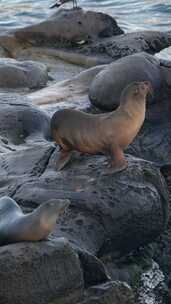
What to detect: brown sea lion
<box><xmin>0</xmin><ymin>196</ymin><xmax>70</xmax><ymax>245</ymax></box>
<box><xmin>51</xmin><ymin>81</ymin><xmax>152</xmax><ymax>173</ymax></box>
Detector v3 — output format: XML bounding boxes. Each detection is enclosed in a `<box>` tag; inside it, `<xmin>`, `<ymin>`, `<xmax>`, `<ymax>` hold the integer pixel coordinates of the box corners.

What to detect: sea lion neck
<box><xmin>117</xmin><ymin>95</ymin><xmax>146</xmax><ymax>118</ymax></box>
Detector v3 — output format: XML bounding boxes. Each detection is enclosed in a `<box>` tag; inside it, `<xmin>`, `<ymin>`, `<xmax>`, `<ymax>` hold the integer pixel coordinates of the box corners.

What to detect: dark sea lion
<box><xmin>0</xmin><ymin>196</ymin><xmax>70</xmax><ymax>245</ymax></box>
<box><xmin>89</xmin><ymin>52</ymin><xmax>162</xmax><ymax>111</ymax></box>
<box><xmin>51</xmin><ymin>81</ymin><xmax>152</xmax><ymax>173</ymax></box>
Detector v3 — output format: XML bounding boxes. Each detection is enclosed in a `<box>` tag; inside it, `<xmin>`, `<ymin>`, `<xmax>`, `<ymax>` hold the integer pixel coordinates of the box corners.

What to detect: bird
<box><xmin>50</xmin><ymin>0</ymin><xmax>78</xmax><ymax>9</ymax></box>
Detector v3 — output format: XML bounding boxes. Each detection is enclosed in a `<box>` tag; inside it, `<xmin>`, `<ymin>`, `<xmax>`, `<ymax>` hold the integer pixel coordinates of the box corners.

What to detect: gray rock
<box><xmin>127</xmin><ymin>120</ymin><xmax>171</xmax><ymax>166</ymax></box>
<box><xmin>81</xmin><ymin>31</ymin><xmax>171</xmax><ymax>59</ymax></box>
<box><xmin>0</xmin><ymin>238</ymin><xmax>84</xmax><ymax>304</ymax></box>
<box><xmin>79</xmin><ymin>281</ymin><xmax>135</xmax><ymax>304</ymax></box>
<box><xmin>0</xmin><ymin>58</ymin><xmax>48</xmax><ymax>88</ymax></box>
<box><xmin>15</xmin><ymin>8</ymin><xmax>123</xmax><ymax>47</ymax></box>
<box><xmin>12</xmin><ymin>151</ymin><xmax>169</xmax><ymax>258</ymax></box>
<box><xmin>76</xmin><ymin>248</ymin><xmax>110</xmax><ymax>288</ymax></box>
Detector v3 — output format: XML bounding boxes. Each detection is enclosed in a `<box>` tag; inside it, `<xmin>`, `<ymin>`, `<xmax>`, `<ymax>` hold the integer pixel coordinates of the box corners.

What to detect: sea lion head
<box><xmin>42</xmin><ymin>199</ymin><xmax>70</xmax><ymax>216</ymax></box>
<box><xmin>35</xmin><ymin>199</ymin><xmax>70</xmax><ymax>230</ymax></box>
<box><xmin>120</xmin><ymin>81</ymin><xmax>153</xmax><ymax>104</ymax></box>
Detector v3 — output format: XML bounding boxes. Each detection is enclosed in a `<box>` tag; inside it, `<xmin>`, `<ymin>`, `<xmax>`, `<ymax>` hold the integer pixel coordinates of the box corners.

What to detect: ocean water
<box><xmin>0</xmin><ymin>0</ymin><xmax>171</xmax><ymax>32</ymax></box>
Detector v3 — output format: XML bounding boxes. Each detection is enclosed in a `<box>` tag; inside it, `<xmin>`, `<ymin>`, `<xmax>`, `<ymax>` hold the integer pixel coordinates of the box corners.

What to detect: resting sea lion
<box><xmin>89</xmin><ymin>52</ymin><xmax>162</xmax><ymax>112</ymax></box>
<box><xmin>0</xmin><ymin>196</ymin><xmax>70</xmax><ymax>245</ymax></box>
<box><xmin>51</xmin><ymin>81</ymin><xmax>152</xmax><ymax>173</ymax></box>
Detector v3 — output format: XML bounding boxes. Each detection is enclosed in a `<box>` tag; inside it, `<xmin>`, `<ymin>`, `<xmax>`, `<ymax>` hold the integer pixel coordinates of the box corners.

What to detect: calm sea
<box><xmin>0</xmin><ymin>0</ymin><xmax>171</xmax><ymax>32</ymax></box>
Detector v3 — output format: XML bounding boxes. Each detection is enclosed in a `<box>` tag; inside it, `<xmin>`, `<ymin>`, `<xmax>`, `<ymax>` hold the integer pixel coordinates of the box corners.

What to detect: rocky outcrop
<box><xmin>14</xmin><ymin>8</ymin><xmax>123</xmax><ymax>47</ymax></box>
<box><xmin>0</xmin><ymin>97</ymin><xmax>168</xmax><ymax>258</ymax></box>
<box><xmin>9</xmin><ymin>150</ymin><xmax>168</xmax><ymax>258</ymax></box>
<box><xmin>0</xmin><ymin>14</ymin><xmax>170</xmax><ymax>68</ymax></box>
<box><xmin>0</xmin><ymin>58</ymin><xmax>48</xmax><ymax>88</ymax></box>
<box><xmin>81</xmin><ymin>31</ymin><xmax>171</xmax><ymax>59</ymax></box>
<box><xmin>0</xmin><ymin>238</ymin><xmax>84</xmax><ymax>304</ymax></box>
<box><xmin>0</xmin><ymin>8</ymin><xmax>170</xmax><ymax>304</ymax></box>
<box><xmin>80</xmin><ymin>281</ymin><xmax>135</xmax><ymax>304</ymax></box>
<box><xmin>28</xmin><ymin>64</ymin><xmax>107</xmax><ymax>111</ymax></box>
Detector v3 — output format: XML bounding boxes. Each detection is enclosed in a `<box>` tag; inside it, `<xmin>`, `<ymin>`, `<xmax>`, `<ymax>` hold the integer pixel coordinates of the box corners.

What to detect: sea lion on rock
<box><xmin>0</xmin><ymin>196</ymin><xmax>70</xmax><ymax>245</ymax></box>
<box><xmin>51</xmin><ymin>81</ymin><xmax>152</xmax><ymax>173</ymax></box>
<box><xmin>89</xmin><ymin>52</ymin><xmax>162</xmax><ymax>112</ymax></box>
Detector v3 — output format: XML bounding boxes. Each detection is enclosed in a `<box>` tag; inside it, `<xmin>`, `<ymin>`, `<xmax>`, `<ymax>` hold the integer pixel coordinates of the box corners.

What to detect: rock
<box><xmin>0</xmin><ymin>238</ymin><xmax>84</xmax><ymax>304</ymax></box>
<box><xmin>12</xmin><ymin>152</ymin><xmax>169</xmax><ymax>258</ymax></box>
<box><xmin>0</xmin><ymin>58</ymin><xmax>48</xmax><ymax>88</ymax></box>
<box><xmin>0</xmin><ymin>100</ymin><xmax>51</xmax><ymax>144</ymax></box>
<box><xmin>76</xmin><ymin>248</ymin><xmax>110</xmax><ymax>288</ymax></box>
<box><xmin>28</xmin><ymin>64</ymin><xmax>107</xmax><ymax>113</ymax></box>
<box><xmin>14</xmin><ymin>9</ymin><xmax>124</xmax><ymax>47</ymax></box>
<box><xmin>0</xmin><ymin>33</ymin><xmax>22</xmax><ymax>58</ymax></box>
<box><xmin>0</xmin><ymin>45</ymin><xmax>8</xmax><ymax>57</ymax></box>
<box><xmin>127</xmin><ymin>120</ymin><xmax>171</xmax><ymax>166</ymax></box>
<box><xmin>79</xmin><ymin>281</ymin><xmax>135</xmax><ymax>304</ymax></box>
<box><xmin>0</xmin><ymin>143</ymin><xmax>54</xmax><ymax>198</ymax></box>
<box><xmin>89</xmin><ymin>52</ymin><xmax>163</xmax><ymax>111</ymax></box>
<box><xmin>81</xmin><ymin>31</ymin><xmax>171</xmax><ymax>59</ymax></box>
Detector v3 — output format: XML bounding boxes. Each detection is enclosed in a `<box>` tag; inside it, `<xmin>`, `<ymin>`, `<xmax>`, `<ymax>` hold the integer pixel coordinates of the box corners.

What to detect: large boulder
<box><xmin>0</xmin><ymin>238</ymin><xmax>84</xmax><ymax>304</ymax></box>
<box><xmin>89</xmin><ymin>52</ymin><xmax>163</xmax><ymax>111</ymax></box>
<box><xmin>15</xmin><ymin>9</ymin><xmax>123</xmax><ymax>47</ymax></box>
<box><xmin>0</xmin><ymin>58</ymin><xmax>48</xmax><ymax>88</ymax></box>
<box><xmin>12</xmin><ymin>151</ymin><xmax>169</xmax><ymax>258</ymax></box>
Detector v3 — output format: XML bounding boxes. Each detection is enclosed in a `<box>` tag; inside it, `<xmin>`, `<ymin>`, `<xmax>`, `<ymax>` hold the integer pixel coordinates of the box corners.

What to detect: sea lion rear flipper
<box><xmin>56</xmin><ymin>150</ymin><xmax>72</xmax><ymax>170</ymax></box>
<box><xmin>107</xmin><ymin>146</ymin><xmax>128</xmax><ymax>174</ymax></box>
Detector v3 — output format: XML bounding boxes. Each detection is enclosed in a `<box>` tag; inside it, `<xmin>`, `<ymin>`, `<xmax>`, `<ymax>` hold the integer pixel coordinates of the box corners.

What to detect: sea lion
<box><xmin>0</xmin><ymin>196</ymin><xmax>70</xmax><ymax>245</ymax></box>
<box><xmin>89</xmin><ymin>52</ymin><xmax>162</xmax><ymax>112</ymax></box>
<box><xmin>51</xmin><ymin>81</ymin><xmax>152</xmax><ymax>173</ymax></box>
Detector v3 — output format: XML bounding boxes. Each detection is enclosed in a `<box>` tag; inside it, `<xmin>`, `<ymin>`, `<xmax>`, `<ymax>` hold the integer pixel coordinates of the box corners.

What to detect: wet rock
<box><xmin>136</xmin><ymin>260</ymin><xmax>165</xmax><ymax>304</ymax></box>
<box><xmin>28</xmin><ymin>64</ymin><xmax>106</xmax><ymax>113</ymax></box>
<box><xmin>127</xmin><ymin>120</ymin><xmax>171</xmax><ymax>166</ymax></box>
<box><xmin>0</xmin><ymin>238</ymin><xmax>84</xmax><ymax>304</ymax></box>
<box><xmin>89</xmin><ymin>52</ymin><xmax>163</xmax><ymax>111</ymax></box>
<box><xmin>81</xmin><ymin>31</ymin><xmax>171</xmax><ymax>59</ymax></box>
<box><xmin>76</xmin><ymin>248</ymin><xmax>110</xmax><ymax>288</ymax></box>
<box><xmin>79</xmin><ymin>281</ymin><xmax>135</xmax><ymax>304</ymax></box>
<box><xmin>12</xmin><ymin>152</ymin><xmax>169</xmax><ymax>258</ymax></box>
<box><xmin>15</xmin><ymin>8</ymin><xmax>123</xmax><ymax>47</ymax></box>
<box><xmin>0</xmin><ymin>143</ymin><xmax>54</xmax><ymax>198</ymax></box>
<box><xmin>0</xmin><ymin>58</ymin><xmax>48</xmax><ymax>88</ymax></box>
<box><xmin>0</xmin><ymin>45</ymin><xmax>8</xmax><ymax>57</ymax></box>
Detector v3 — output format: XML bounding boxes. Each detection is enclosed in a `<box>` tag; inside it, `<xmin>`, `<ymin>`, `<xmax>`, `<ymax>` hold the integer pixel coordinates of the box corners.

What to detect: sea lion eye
<box><xmin>134</xmin><ymin>87</ymin><xmax>140</xmax><ymax>95</ymax></box>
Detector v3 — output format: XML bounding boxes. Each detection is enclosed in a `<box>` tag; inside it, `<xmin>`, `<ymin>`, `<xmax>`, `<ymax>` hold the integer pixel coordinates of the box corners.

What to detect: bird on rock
<box><xmin>50</xmin><ymin>0</ymin><xmax>78</xmax><ymax>9</ymax></box>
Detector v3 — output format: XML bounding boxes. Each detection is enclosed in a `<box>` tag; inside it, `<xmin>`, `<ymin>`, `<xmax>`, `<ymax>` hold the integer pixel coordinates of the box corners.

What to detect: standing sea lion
<box><xmin>51</xmin><ymin>81</ymin><xmax>152</xmax><ymax>173</ymax></box>
<box><xmin>0</xmin><ymin>196</ymin><xmax>70</xmax><ymax>245</ymax></box>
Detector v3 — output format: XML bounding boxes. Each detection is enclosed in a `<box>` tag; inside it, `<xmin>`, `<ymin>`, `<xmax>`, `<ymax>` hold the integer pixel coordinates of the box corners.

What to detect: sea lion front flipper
<box><xmin>56</xmin><ymin>150</ymin><xmax>72</xmax><ymax>171</ymax></box>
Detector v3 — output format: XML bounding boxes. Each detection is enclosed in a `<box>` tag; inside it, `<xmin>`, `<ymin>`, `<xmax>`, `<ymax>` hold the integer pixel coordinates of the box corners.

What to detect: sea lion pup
<box><xmin>51</xmin><ymin>81</ymin><xmax>152</xmax><ymax>173</ymax></box>
<box><xmin>0</xmin><ymin>196</ymin><xmax>70</xmax><ymax>245</ymax></box>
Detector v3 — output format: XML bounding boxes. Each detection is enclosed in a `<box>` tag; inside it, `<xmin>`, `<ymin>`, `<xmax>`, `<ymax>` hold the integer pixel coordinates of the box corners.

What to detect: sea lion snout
<box><xmin>138</xmin><ymin>81</ymin><xmax>153</xmax><ymax>96</ymax></box>
<box><xmin>44</xmin><ymin>199</ymin><xmax>70</xmax><ymax>215</ymax></box>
